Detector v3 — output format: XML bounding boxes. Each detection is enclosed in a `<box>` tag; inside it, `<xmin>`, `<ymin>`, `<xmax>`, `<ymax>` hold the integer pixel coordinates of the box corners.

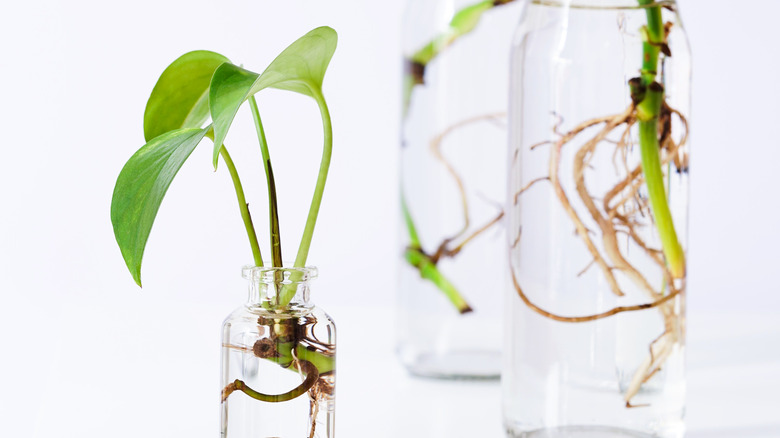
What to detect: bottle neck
<box><xmin>242</xmin><ymin>265</ymin><xmax>317</xmax><ymax>309</ymax></box>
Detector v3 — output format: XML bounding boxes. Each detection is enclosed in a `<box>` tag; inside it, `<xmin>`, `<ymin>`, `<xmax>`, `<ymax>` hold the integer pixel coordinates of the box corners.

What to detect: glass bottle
<box><xmin>221</xmin><ymin>266</ymin><xmax>335</xmax><ymax>437</ymax></box>
<box><xmin>398</xmin><ymin>0</ymin><xmax>523</xmax><ymax>379</ymax></box>
<box><xmin>504</xmin><ymin>1</ymin><xmax>690</xmax><ymax>437</ymax></box>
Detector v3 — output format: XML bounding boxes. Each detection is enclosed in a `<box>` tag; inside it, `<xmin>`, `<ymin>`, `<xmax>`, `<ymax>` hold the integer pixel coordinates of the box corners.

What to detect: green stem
<box><xmin>219</xmin><ymin>145</ymin><xmax>263</xmax><ymax>267</ymax></box>
<box><xmin>277</xmin><ymin>83</ymin><xmax>332</xmax><ymax>307</ymax></box>
<box><xmin>639</xmin><ymin>0</ymin><xmax>664</xmax><ymax>83</ymax></box>
<box><xmin>638</xmin><ymin>115</ymin><xmax>684</xmax><ymax>278</ymax></box>
<box><xmin>405</xmin><ymin>248</ymin><xmax>473</xmax><ymax>314</ymax></box>
<box><xmin>401</xmin><ymin>193</ymin><xmax>472</xmax><ymax>313</ymax></box>
<box><xmin>248</xmin><ymin>96</ymin><xmax>283</xmax><ymax>269</ymax></box>
<box><xmin>635</xmin><ymin>0</ymin><xmax>685</xmax><ymax>278</ymax></box>
<box><xmin>269</xmin><ymin>341</ymin><xmax>335</xmax><ymax>375</ymax></box>
<box><xmin>222</xmin><ymin>359</ymin><xmax>319</xmax><ymax>403</ymax></box>
<box><xmin>409</xmin><ymin>0</ymin><xmax>494</xmax><ymax>66</ymax></box>
<box><xmin>293</xmin><ymin>85</ymin><xmax>332</xmax><ymax>269</ymax></box>
<box><xmin>401</xmin><ymin>193</ymin><xmax>421</xmax><ymax>249</ymax></box>
<box><xmin>403</xmin><ymin>0</ymin><xmax>516</xmax><ymax>115</ymax></box>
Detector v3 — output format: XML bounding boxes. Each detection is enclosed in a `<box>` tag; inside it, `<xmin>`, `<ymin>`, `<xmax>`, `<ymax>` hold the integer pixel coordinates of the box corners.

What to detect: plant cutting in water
<box><xmin>110</xmin><ymin>27</ymin><xmax>337</xmax><ymax>434</ymax></box>
<box><xmin>510</xmin><ymin>0</ymin><xmax>688</xmax><ymax>406</ymax></box>
<box><xmin>402</xmin><ymin>0</ymin><xmax>516</xmax><ymax>313</ymax></box>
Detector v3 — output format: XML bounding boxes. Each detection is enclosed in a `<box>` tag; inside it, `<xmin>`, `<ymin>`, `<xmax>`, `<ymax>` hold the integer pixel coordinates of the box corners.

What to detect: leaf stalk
<box><xmin>248</xmin><ymin>96</ymin><xmax>283</xmax><ymax>269</ymax></box>
<box><xmin>219</xmin><ymin>145</ymin><xmax>264</xmax><ymax>268</ymax></box>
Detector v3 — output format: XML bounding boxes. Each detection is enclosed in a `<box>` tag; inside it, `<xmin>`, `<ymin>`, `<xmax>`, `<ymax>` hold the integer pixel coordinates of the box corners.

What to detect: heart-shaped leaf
<box><xmin>144</xmin><ymin>51</ymin><xmax>229</xmax><ymax>142</ymax></box>
<box><xmin>111</xmin><ymin>128</ymin><xmax>210</xmax><ymax>286</ymax></box>
<box><xmin>209</xmin><ymin>26</ymin><xmax>337</xmax><ymax>166</ymax></box>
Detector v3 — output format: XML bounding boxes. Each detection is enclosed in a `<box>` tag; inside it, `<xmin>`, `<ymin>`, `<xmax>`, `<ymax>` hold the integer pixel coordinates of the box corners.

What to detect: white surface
<box><xmin>0</xmin><ymin>0</ymin><xmax>779</xmax><ymax>436</ymax></box>
<box><xmin>19</xmin><ymin>303</ymin><xmax>780</xmax><ymax>437</ymax></box>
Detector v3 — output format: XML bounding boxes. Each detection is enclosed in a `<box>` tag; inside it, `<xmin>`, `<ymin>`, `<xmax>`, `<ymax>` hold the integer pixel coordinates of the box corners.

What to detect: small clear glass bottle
<box><xmin>221</xmin><ymin>266</ymin><xmax>335</xmax><ymax>437</ymax></box>
<box><xmin>398</xmin><ymin>0</ymin><xmax>523</xmax><ymax>379</ymax></box>
<box><xmin>504</xmin><ymin>1</ymin><xmax>690</xmax><ymax>437</ymax></box>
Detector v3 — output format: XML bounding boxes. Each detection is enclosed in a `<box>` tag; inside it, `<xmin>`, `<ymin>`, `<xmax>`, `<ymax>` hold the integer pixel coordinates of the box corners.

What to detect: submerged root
<box><xmin>220</xmin><ymin>359</ymin><xmax>319</xmax><ymax>403</ymax></box>
<box><xmin>430</xmin><ymin>112</ymin><xmax>506</xmax><ymax>242</ymax></box>
<box><xmin>623</xmin><ymin>330</ymin><xmax>676</xmax><ymax>405</ymax></box>
<box><xmin>510</xmin><ymin>265</ymin><xmax>681</xmax><ymax>323</ymax></box>
<box><xmin>307</xmin><ymin>371</ymin><xmax>335</xmax><ymax>438</ymax></box>
<box><xmin>548</xmin><ymin>108</ymin><xmax>633</xmax><ymax>297</ymax></box>
<box><xmin>405</xmin><ymin>113</ymin><xmax>508</xmax><ymax>311</ymax></box>
<box><xmin>511</xmin><ymin>101</ymin><xmax>688</xmax><ymax>404</ymax></box>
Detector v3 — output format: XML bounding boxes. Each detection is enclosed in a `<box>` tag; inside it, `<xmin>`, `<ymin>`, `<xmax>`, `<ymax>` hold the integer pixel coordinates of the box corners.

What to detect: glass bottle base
<box><xmin>507</xmin><ymin>425</ymin><xmax>658</xmax><ymax>438</ymax></box>
<box><xmin>507</xmin><ymin>424</ymin><xmax>686</xmax><ymax>438</ymax></box>
<box><xmin>403</xmin><ymin>349</ymin><xmax>500</xmax><ymax>380</ymax></box>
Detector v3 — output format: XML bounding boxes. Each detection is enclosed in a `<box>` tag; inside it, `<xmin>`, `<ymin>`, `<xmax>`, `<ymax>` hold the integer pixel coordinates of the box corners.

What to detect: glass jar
<box><xmin>221</xmin><ymin>266</ymin><xmax>335</xmax><ymax>437</ymax></box>
<box><xmin>398</xmin><ymin>0</ymin><xmax>523</xmax><ymax>379</ymax></box>
<box><xmin>504</xmin><ymin>1</ymin><xmax>690</xmax><ymax>437</ymax></box>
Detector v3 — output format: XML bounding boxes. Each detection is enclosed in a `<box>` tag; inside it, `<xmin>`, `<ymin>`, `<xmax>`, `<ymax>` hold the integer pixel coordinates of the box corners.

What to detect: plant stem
<box><xmin>402</xmin><ymin>193</ymin><xmax>473</xmax><ymax>313</ymax></box>
<box><xmin>637</xmin><ymin>93</ymin><xmax>684</xmax><ymax>278</ymax></box>
<box><xmin>403</xmin><ymin>0</ymin><xmax>517</xmax><ymax>115</ymax></box>
<box><xmin>405</xmin><ymin>248</ymin><xmax>473</xmax><ymax>314</ymax></box>
<box><xmin>635</xmin><ymin>0</ymin><xmax>685</xmax><ymax>278</ymax></box>
<box><xmin>219</xmin><ymin>145</ymin><xmax>263</xmax><ymax>267</ymax></box>
<box><xmin>293</xmin><ymin>85</ymin><xmax>332</xmax><ymax>269</ymax></box>
<box><xmin>248</xmin><ymin>96</ymin><xmax>283</xmax><ymax>269</ymax></box>
<box><xmin>401</xmin><ymin>193</ymin><xmax>422</xmax><ymax>248</ymax></box>
<box><xmin>277</xmin><ymin>83</ymin><xmax>332</xmax><ymax>307</ymax></box>
<box><xmin>222</xmin><ymin>359</ymin><xmax>319</xmax><ymax>403</ymax></box>
<box><xmin>639</xmin><ymin>0</ymin><xmax>663</xmax><ymax>83</ymax></box>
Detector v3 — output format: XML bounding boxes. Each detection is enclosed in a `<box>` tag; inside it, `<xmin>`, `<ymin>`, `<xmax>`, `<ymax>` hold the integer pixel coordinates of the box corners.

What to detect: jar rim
<box><xmin>241</xmin><ymin>264</ymin><xmax>318</xmax><ymax>283</ymax></box>
<box><xmin>532</xmin><ymin>0</ymin><xmax>676</xmax><ymax>9</ymax></box>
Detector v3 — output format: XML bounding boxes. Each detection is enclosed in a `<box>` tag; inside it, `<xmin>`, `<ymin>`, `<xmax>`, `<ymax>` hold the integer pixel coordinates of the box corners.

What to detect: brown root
<box><xmin>513</xmin><ymin>176</ymin><xmax>549</xmax><ymax>203</ymax></box>
<box><xmin>430</xmin><ymin>112</ymin><xmax>506</xmax><ymax>242</ymax></box>
<box><xmin>220</xmin><ymin>359</ymin><xmax>319</xmax><ymax>403</ymax></box>
<box><xmin>413</xmin><ymin>113</ymin><xmax>508</xmax><ymax>270</ymax></box>
<box><xmin>572</xmin><ymin>110</ymin><xmax>662</xmax><ymax>301</ymax></box>
<box><xmin>548</xmin><ymin>109</ymin><xmax>631</xmax><ymax>297</ymax></box>
<box><xmin>510</xmin><ymin>265</ymin><xmax>681</xmax><ymax>323</ymax></box>
<box><xmin>511</xmin><ymin>99</ymin><xmax>689</xmax><ymax>405</ymax></box>
<box><xmin>307</xmin><ymin>372</ymin><xmax>335</xmax><ymax>438</ymax></box>
<box><xmin>431</xmin><ymin>211</ymin><xmax>504</xmax><ymax>262</ymax></box>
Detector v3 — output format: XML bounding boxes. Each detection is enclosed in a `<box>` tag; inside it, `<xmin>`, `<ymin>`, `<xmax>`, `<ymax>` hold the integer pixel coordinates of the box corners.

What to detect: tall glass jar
<box><xmin>504</xmin><ymin>1</ymin><xmax>690</xmax><ymax>436</ymax></box>
<box><xmin>221</xmin><ymin>266</ymin><xmax>335</xmax><ymax>437</ymax></box>
<box><xmin>398</xmin><ymin>0</ymin><xmax>523</xmax><ymax>379</ymax></box>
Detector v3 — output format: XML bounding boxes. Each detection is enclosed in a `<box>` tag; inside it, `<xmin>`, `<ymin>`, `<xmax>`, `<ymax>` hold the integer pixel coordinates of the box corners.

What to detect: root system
<box><xmin>221</xmin><ymin>314</ymin><xmax>335</xmax><ymax>433</ymax></box>
<box><xmin>511</xmin><ymin>99</ymin><xmax>688</xmax><ymax>405</ymax></box>
<box><xmin>404</xmin><ymin>114</ymin><xmax>507</xmax><ymax>313</ymax></box>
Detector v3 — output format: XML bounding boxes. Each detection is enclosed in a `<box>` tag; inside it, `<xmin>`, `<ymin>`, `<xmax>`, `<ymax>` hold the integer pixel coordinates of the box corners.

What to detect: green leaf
<box><xmin>143</xmin><ymin>51</ymin><xmax>229</xmax><ymax>142</ymax></box>
<box><xmin>209</xmin><ymin>26</ymin><xmax>337</xmax><ymax>167</ymax></box>
<box><xmin>111</xmin><ymin>128</ymin><xmax>210</xmax><ymax>286</ymax></box>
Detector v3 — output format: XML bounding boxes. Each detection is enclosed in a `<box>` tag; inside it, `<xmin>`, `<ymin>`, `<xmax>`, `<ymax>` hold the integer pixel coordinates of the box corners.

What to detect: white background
<box><xmin>1</xmin><ymin>0</ymin><xmax>779</xmax><ymax>436</ymax></box>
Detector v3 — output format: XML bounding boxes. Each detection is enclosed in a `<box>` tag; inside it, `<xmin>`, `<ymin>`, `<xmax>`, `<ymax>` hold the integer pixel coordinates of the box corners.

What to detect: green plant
<box><xmin>110</xmin><ymin>26</ymin><xmax>337</xmax><ymax>411</ymax></box>
<box><xmin>402</xmin><ymin>0</ymin><xmax>516</xmax><ymax>314</ymax></box>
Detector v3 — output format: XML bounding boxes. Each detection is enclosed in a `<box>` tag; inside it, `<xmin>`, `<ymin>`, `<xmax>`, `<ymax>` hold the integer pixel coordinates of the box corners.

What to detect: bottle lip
<box><xmin>531</xmin><ymin>0</ymin><xmax>676</xmax><ymax>9</ymax></box>
<box><xmin>241</xmin><ymin>265</ymin><xmax>318</xmax><ymax>283</ymax></box>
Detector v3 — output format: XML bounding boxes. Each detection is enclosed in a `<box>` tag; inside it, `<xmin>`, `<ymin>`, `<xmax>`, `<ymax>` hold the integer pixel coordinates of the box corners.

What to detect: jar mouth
<box><xmin>533</xmin><ymin>0</ymin><xmax>676</xmax><ymax>9</ymax></box>
<box><xmin>242</xmin><ymin>265</ymin><xmax>318</xmax><ymax>283</ymax></box>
